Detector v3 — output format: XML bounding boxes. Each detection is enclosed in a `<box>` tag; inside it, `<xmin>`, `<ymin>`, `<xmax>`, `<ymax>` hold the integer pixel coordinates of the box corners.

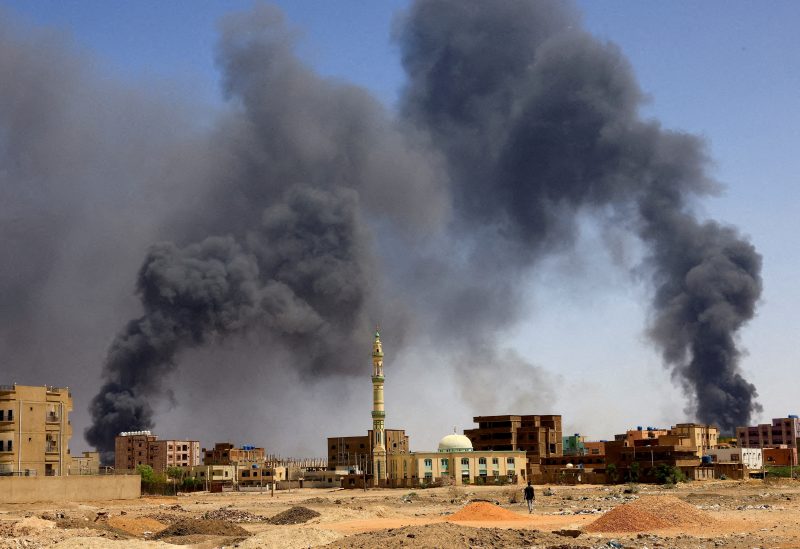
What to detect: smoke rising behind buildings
<box><xmin>0</xmin><ymin>1</ymin><xmax>766</xmax><ymax>454</ymax></box>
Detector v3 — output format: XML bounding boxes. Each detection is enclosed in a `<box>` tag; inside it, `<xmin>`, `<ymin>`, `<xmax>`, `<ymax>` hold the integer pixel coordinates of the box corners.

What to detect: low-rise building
<box><xmin>706</xmin><ymin>447</ymin><xmax>763</xmax><ymax>470</ymax></box>
<box><xmin>0</xmin><ymin>384</ymin><xmax>72</xmax><ymax>476</ymax></box>
<box><xmin>69</xmin><ymin>451</ymin><xmax>101</xmax><ymax>475</ymax></box>
<box><xmin>616</xmin><ymin>426</ymin><xmax>669</xmax><ymax>447</ymax></box>
<box><xmin>763</xmin><ymin>447</ymin><xmax>797</xmax><ymax>467</ymax></box>
<box><xmin>204</xmin><ymin>443</ymin><xmax>264</xmax><ymax>465</ymax></box>
<box><xmin>385</xmin><ymin>433</ymin><xmax>526</xmax><ymax>488</ymax></box>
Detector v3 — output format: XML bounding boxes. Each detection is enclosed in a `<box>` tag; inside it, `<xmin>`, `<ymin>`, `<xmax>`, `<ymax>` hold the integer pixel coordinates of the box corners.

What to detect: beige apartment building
<box><xmin>114</xmin><ymin>431</ymin><xmax>200</xmax><ymax>472</ymax></box>
<box><xmin>0</xmin><ymin>384</ymin><xmax>72</xmax><ymax>476</ymax></box>
<box><xmin>669</xmin><ymin>423</ymin><xmax>719</xmax><ymax>456</ymax></box>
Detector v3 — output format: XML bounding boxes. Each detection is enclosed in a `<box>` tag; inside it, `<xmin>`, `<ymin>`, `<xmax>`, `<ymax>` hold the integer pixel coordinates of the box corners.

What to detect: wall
<box><xmin>0</xmin><ymin>475</ymin><xmax>140</xmax><ymax>504</ymax></box>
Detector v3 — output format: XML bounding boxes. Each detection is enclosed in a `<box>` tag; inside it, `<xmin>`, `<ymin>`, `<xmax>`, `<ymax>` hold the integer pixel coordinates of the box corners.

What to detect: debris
<box><xmin>267</xmin><ymin>506</ymin><xmax>321</xmax><ymax>525</ymax></box>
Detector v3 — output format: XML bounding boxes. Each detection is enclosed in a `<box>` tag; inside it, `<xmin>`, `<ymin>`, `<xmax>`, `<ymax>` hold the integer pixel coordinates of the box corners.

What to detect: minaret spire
<box><xmin>371</xmin><ymin>327</ymin><xmax>386</xmax><ymax>486</ymax></box>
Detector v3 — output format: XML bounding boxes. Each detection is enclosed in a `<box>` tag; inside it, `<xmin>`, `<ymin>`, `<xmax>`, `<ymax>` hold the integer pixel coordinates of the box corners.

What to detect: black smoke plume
<box><xmin>0</xmin><ymin>1</ymin><xmax>762</xmax><ymax>454</ymax></box>
<box><xmin>396</xmin><ymin>0</ymin><xmax>762</xmax><ymax>431</ymax></box>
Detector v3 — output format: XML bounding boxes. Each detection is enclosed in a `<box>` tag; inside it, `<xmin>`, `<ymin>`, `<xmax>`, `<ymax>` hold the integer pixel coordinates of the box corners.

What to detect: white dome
<box><xmin>438</xmin><ymin>434</ymin><xmax>473</xmax><ymax>452</ymax></box>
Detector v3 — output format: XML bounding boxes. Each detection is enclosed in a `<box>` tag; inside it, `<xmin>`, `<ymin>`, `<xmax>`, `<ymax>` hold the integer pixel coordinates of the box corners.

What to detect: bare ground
<box><xmin>1</xmin><ymin>478</ymin><xmax>800</xmax><ymax>548</ymax></box>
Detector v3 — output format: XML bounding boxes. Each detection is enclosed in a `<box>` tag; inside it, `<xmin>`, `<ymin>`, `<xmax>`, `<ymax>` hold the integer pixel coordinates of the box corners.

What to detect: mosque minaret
<box><xmin>371</xmin><ymin>328</ymin><xmax>387</xmax><ymax>486</ymax></box>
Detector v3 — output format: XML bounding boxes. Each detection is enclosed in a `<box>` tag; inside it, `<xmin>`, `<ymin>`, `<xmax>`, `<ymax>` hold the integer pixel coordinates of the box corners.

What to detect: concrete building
<box><xmin>204</xmin><ymin>443</ymin><xmax>264</xmax><ymax>465</ymax></box>
<box><xmin>669</xmin><ymin>423</ymin><xmax>719</xmax><ymax>456</ymax></box>
<box><xmin>763</xmin><ymin>447</ymin><xmax>797</xmax><ymax>467</ymax></box>
<box><xmin>0</xmin><ymin>384</ymin><xmax>72</xmax><ymax>476</ymax></box>
<box><xmin>584</xmin><ymin>441</ymin><xmax>606</xmax><ymax>456</ymax></box>
<box><xmin>706</xmin><ymin>447</ymin><xmax>763</xmax><ymax>470</ymax></box>
<box><xmin>328</xmin><ymin>429</ymin><xmax>409</xmax><ymax>472</ymax></box>
<box><xmin>68</xmin><ymin>451</ymin><xmax>101</xmax><ymax>475</ymax></box>
<box><xmin>386</xmin><ymin>433</ymin><xmax>526</xmax><ymax>487</ymax></box>
<box><xmin>616</xmin><ymin>427</ymin><xmax>669</xmax><ymax>446</ymax></box>
<box><xmin>114</xmin><ymin>431</ymin><xmax>200</xmax><ymax>472</ymax></box>
<box><xmin>464</xmin><ymin>414</ymin><xmax>562</xmax><ymax>477</ymax></box>
<box><xmin>563</xmin><ymin>434</ymin><xmax>586</xmax><ymax>456</ymax></box>
<box><xmin>737</xmin><ymin>416</ymin><xmax>800</xmax><ymax>456</ymax></box>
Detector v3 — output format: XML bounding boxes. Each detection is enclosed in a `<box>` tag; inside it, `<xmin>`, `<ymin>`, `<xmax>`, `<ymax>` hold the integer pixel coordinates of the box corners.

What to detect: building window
<box><xmin>7</xmin><ymin>410</ymin><xmax>11</xmax><ymax>421</ymax></box>
<box><xmin>424</xmin><ymin>459</ymin><xmax>432</xmax><ymax>467</ymax></box>
<box><xmin>478</xmin><ymin>458</ymin><xmax>487</xmax><ymax>465</ymax></box>
<box><xmin>492</xmin><ymin>457</ymin><xmax>499</xmax><ymax>466</ymax></box>
<box><xmin>0</xmin><ymin>410</ymin><xmax>3</xmax><ymax>421</ymax></box>
<box><xmin>461</xmin><ymin>458</ymin><xmax>469</xmax><ymax>466</ymax></box>
<box><xmin>441</xmin><ymin>459</ymin><xmax>448</xmax><ymax>469</ymax></box>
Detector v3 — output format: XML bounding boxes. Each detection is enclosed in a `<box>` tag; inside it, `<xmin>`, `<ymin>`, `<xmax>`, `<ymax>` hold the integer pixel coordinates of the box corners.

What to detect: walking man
<box><xmin>523</xmin><ymin>481</ymin><xmax>535</xmax><ymax>513</ymax></box>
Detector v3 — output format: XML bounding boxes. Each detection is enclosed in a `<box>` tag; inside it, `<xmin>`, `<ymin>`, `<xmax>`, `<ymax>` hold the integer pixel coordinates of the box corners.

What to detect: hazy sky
<box><xmin>2</xmin><ymin>1</ymin><xmax>798</xmax><ymax>453</ymax></box>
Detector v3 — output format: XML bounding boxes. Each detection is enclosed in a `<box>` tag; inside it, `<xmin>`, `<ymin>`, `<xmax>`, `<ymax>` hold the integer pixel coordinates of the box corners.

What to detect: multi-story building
<box><xmin>0</xmin><ymin>384</ymin><xmax>72</xmax><ymax>476</ymax></box>
<box><xmin>669</xmin><ymin>423</ymin><xmax>719</xmax><ymax>456</ymax></box>
<box><xmin>327</xmin><ymin>429</ymin><xmax>409</xmax><ymax>472</ymax></box>
<box><xmin>737</xmin><ymin>416</ymin><xmax>800</xmax><ymax>452</ymax></box>
<box><xmin>464</xmin><ymin>414</ymin><xmax>562</xmax><ymax>477</ymax></box>
<box><xmin>114</xmin><ymin>431</ymin><xmax>200</xmax><ymax>472</ymax></box>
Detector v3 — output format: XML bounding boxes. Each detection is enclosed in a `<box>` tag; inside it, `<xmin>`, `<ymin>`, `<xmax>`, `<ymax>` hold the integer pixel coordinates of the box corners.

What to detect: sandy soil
<box><xmin>1</xmin><ymin>478</ymin><xmax>799</xmax><ymax>548</ymax></box>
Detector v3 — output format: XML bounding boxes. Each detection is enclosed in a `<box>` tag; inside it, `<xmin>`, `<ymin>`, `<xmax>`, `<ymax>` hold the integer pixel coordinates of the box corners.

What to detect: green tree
<box><xmin>135</xmin><ymin>464</ymin><xmax>156</xmax><ymax>483</ymax></box>
<box><xmin>627</xmin><ymin>462</ymin><xmax>640</xmax><ymax>483</ymax></box>
<box><xmin>653</xmin><ymin>463</ymin><xmax>686</xmax><ymax>485</ymax></box>
<box><xmin>166</xmin><ymin>466</ymin><xmax>184</xmax><ymax>481</ymax></box>
<box><xmin>605</xmin><ymin>463</ymin><xmax>619</xmax><ymax>483</ymax></box>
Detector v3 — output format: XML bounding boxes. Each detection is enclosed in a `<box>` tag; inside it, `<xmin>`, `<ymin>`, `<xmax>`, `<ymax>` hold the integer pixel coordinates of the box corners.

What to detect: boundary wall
<box><xmin>0</xmin><ymin>475</ymin><xmax>140</xmax><ymax>503</ymax></box>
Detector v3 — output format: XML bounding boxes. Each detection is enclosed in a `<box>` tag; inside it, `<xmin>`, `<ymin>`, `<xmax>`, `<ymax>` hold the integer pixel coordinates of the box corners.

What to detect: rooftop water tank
<box><xmin>789</xmin><ymin>414</ymin><xmax>798</xmax><ymax>419</ymax></box>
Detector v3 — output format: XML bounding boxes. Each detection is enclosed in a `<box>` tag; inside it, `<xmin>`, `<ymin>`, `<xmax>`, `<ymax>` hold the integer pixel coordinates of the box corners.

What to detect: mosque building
<box><xmin>328</xmin><ymin>329</ymin><xmax>527</xmax><ymax>488</ymax></box>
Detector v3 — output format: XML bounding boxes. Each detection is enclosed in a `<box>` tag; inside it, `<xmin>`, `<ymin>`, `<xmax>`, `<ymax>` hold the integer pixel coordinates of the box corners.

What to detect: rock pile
<box><xmin>202</xmin><ymin>508</ymin><xmax>267</xmax><ymax>523</ymax></box>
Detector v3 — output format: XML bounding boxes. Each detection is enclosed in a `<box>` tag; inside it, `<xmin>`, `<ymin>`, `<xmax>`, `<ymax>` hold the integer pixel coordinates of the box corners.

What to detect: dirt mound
<box><xmin>13</xmin><ymin>516</ymin><xmax>56</xmax><ymax>535</ymax></box>
<box><xmin>152</xmin><ymin>518</ymin><xmax>251</xmax><ymax>539</ymax></box>
<box><xmin>586</xmin><ymin>495</ymin><xmax>714</xmax><ymax>533</ymax></box>
<box><xmin>267</xmin><ymin>506</ymin><xmax>321</xmax><ymax>525</ymax></box>
<box><xmin>202</xmin><ymin>508</ymin><xmax>267</xmax><ymax>523</ymax></box>
<box><xmin>107</xmin><ymin>516</ymin><xmax>166</xmax><ymax>536</ymax></box>
<box><xmin>447</xmin><ymin>501</ymin><xmax>527</xmax><ymax>522</ymax></box>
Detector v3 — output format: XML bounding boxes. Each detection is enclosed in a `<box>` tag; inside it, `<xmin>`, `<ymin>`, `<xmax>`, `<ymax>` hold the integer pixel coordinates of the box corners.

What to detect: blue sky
<box><xmin>3</xmin><ymin>1</ymin><xmax>798</xmax><ymax>447</ymax></box>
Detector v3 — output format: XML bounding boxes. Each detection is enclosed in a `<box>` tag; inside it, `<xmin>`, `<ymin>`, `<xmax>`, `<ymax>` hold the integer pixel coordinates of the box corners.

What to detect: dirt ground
<box><xmin>2</xmin><ymin>478</ymin><xmax>800</xmax><ymax>548</ymax></box>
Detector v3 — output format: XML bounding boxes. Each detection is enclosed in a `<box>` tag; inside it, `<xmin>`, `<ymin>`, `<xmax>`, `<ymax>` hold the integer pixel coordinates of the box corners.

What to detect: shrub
<box><xmin>543</xmin><ymin>487</ymin><xmax>554</xmax><ymax>496</ymax></box>
<box><xmin>653</xmin><ymin>464</ymin><xmax>686</xmax><ymax>485</ymax></box>
<box><xmin>623</xmin><ymin>483</ymin><xmax>640</xmax><ymax>494</ymax></box>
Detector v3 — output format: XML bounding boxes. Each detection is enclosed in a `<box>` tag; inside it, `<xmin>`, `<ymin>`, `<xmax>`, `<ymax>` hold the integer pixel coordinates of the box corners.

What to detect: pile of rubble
<box><xmin>202</xmin><ymin>508</ymin><xmax>268</xmax><ymax>523</ymax></box>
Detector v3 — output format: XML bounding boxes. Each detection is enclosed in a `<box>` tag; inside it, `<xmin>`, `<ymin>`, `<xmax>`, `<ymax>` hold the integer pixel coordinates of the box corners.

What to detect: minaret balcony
<box><xmin>371</xmin><ymin>375</ymin><xmax>384</xmax><ymax>383</ymax></box>
<box><xmin>371</xmin><ymin>410</ymin><xmax>385</xmax><ymax>419</ymax></box>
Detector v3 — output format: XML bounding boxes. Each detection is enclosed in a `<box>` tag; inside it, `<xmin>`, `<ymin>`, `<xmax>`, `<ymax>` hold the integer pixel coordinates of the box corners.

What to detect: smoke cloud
<box><xmin>0</xmin><ymin>0</ymin><xmax>762</xmax><ymax>455</ymax></box>
<box><xmin>396</xmin><ymin>0</ymin><xmax>762</xmax><ymax>432</ymax></box>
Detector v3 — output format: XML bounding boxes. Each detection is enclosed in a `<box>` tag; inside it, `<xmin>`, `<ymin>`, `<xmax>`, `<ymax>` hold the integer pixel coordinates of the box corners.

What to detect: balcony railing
<box><xmin>46</xmin><ymin>414</ymin><xmax>60</xmax><ymax>423</ymax></box>
<box><xmin>45</xmin><ymin>443</ymin><xmax>59</xmax><ymax>453</ymax></box>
